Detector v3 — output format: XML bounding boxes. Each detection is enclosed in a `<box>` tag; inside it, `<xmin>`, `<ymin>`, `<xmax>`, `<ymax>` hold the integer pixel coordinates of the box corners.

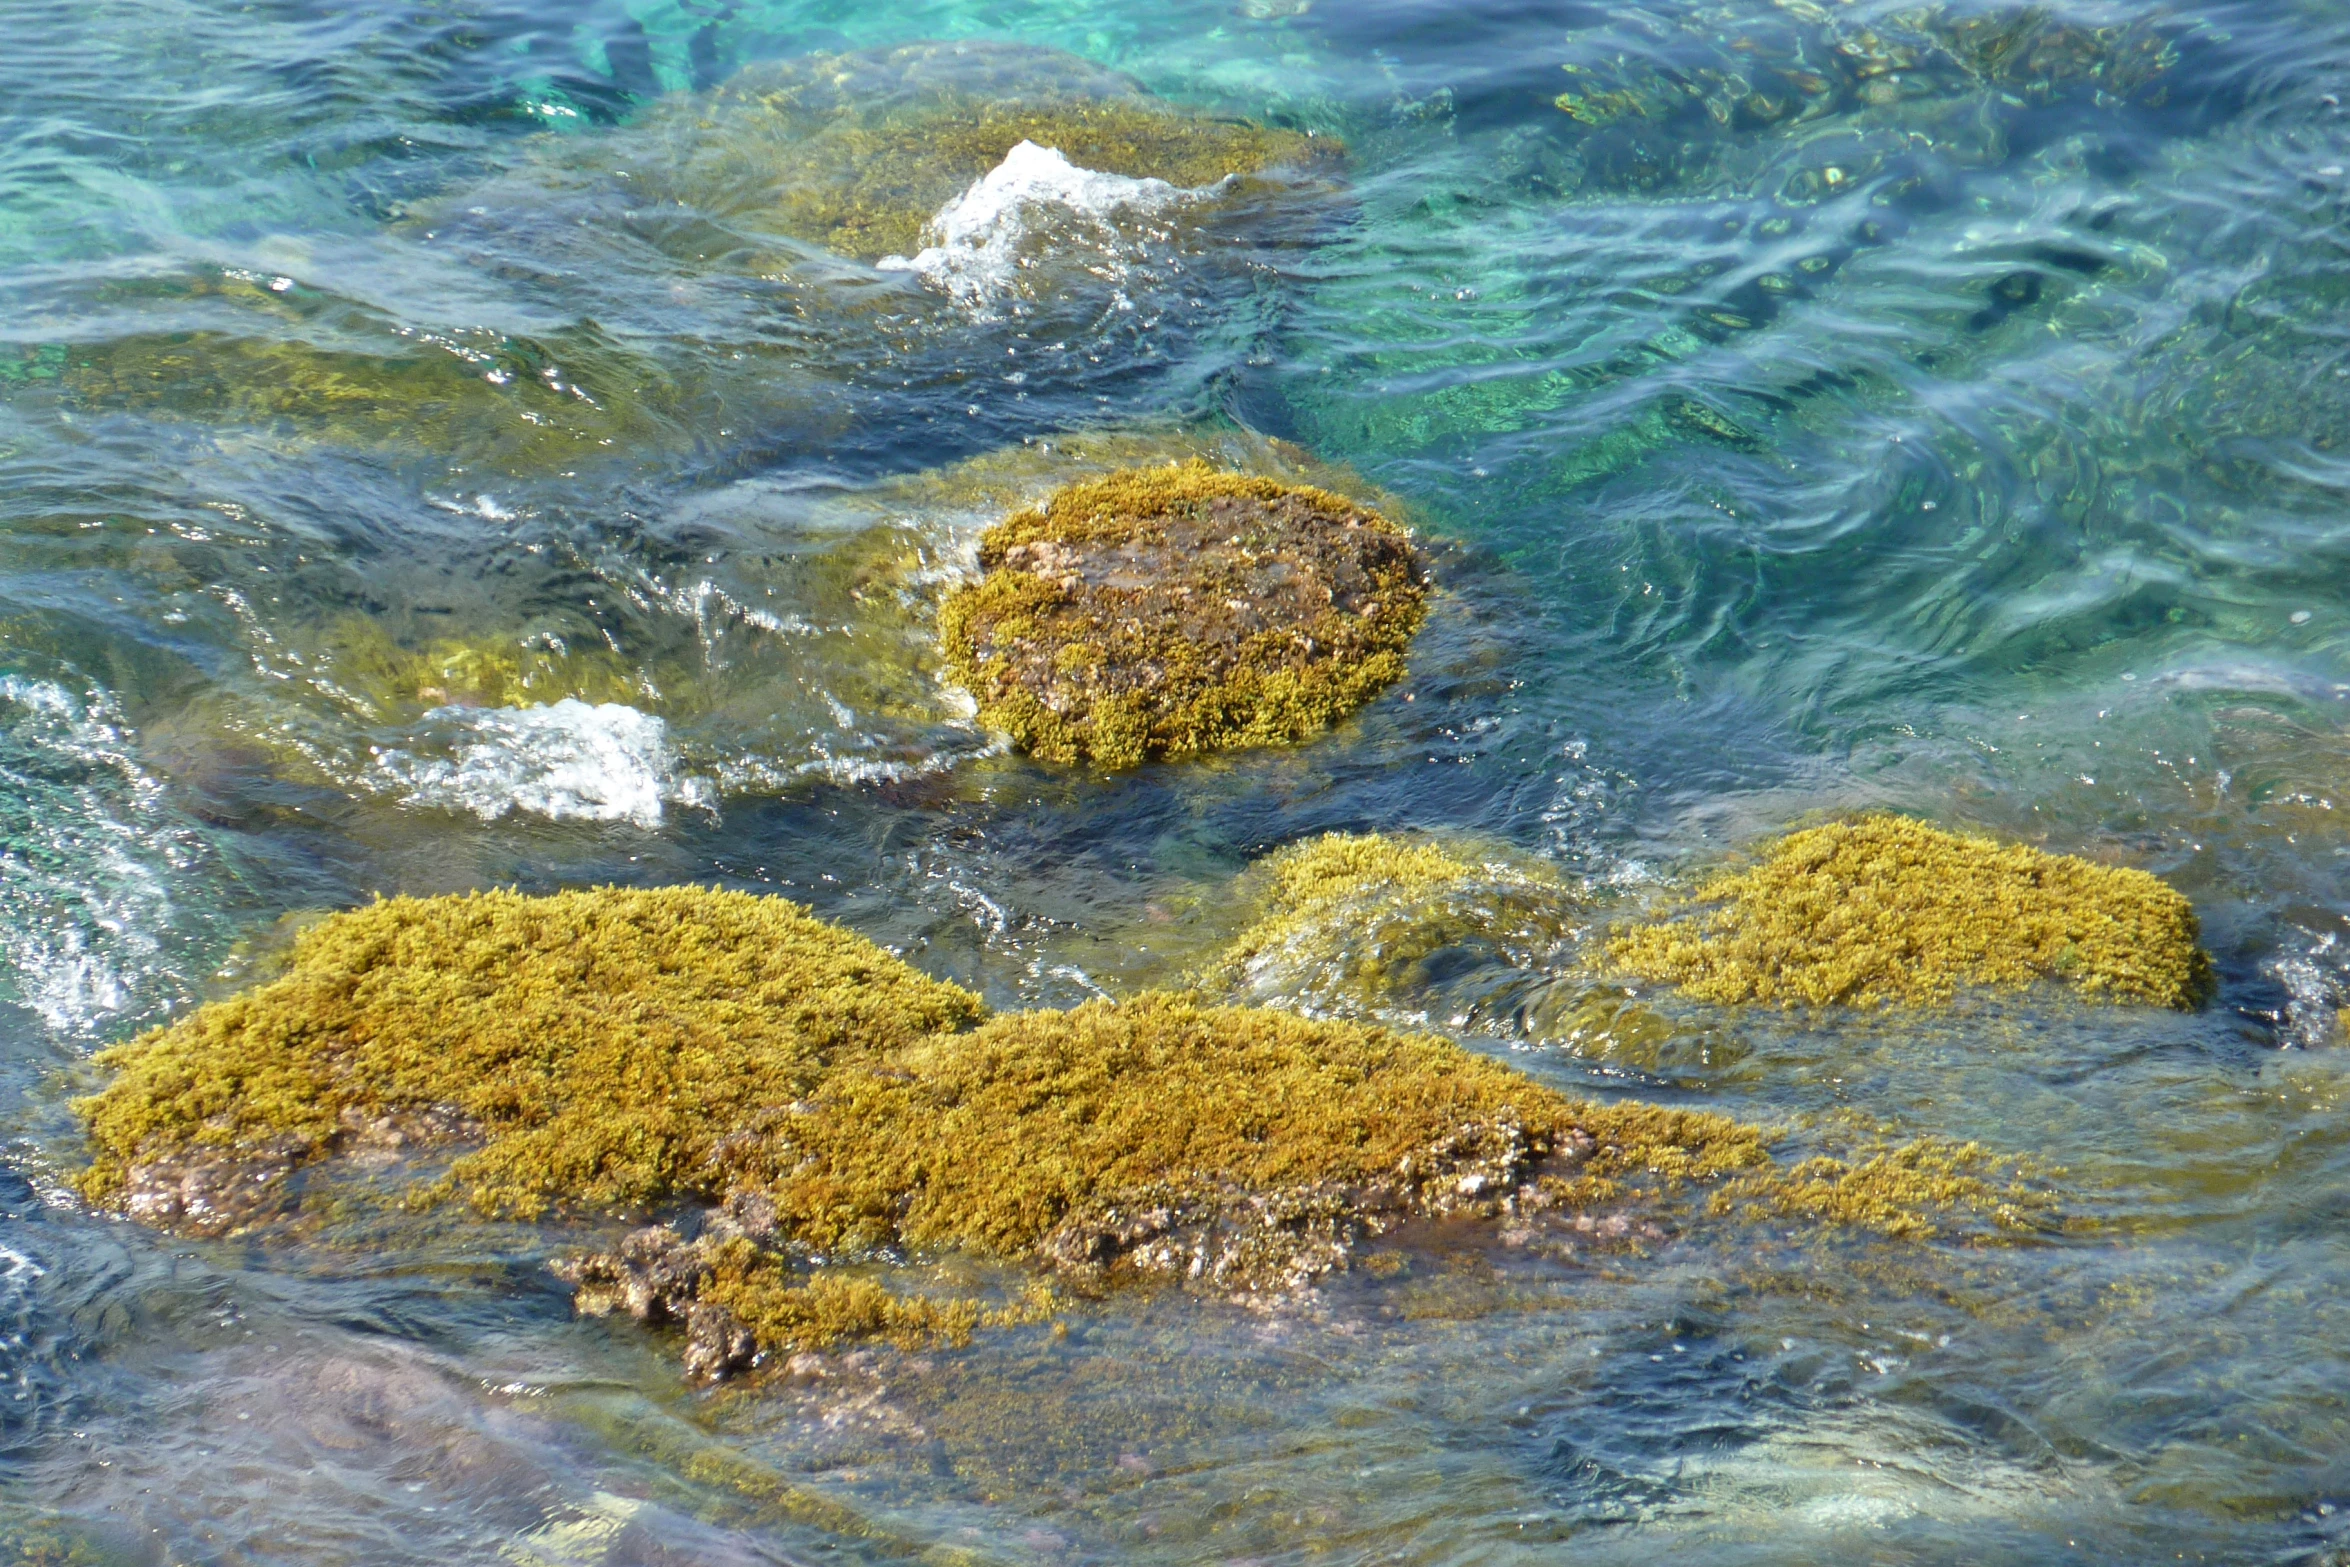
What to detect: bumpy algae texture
<box><xmin>603</xmin><ymin>40</ymin><xmax>1336</xmax><ymax>263</ymax></box>
<box><xmin>78</xmin><ymin>884</ymin><xmax>2068</xmax><ymax>1376</ymax></box>
<box><xmin>1214</xmin><ymin>831</ymin><xmax>1583</xmax><ymax>1011</ymax></box>
<box><xmin>1609</xmin><ymin>816</ymin><xmax>2212</xmax><ymax>1009</ymax></box>
<box><xmin>75</xmin><ymin>887</ymin><xmax>982</xmax><ymax>1230</ymax></box>
<box><xmin>728</xmin><ymin>992</ymin><xmax>1761</xmax><ymax>1257</ymax></box>
<box><xmin>940</xmin><ymin>463</ymin><xmax>1428</xmax><ymax>767</ymax></box>
<box><xmin>562</xmin><ymin>990</ymin><xmax>1772</xmax><ymax>1375</ymax></box>
<box><xmin>1711</xmin><ymin>1135</ymin><xmax>2063</xmax><ymax>1241</ymax></box>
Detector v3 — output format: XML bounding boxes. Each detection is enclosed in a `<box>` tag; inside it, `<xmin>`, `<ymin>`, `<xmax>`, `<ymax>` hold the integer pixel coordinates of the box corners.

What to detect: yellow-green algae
<box><xmin>1608</xmin><ymin>815</ymin><xmax>2212</xmax><ymax>1008</ymax></box>
<box><xmin>1213</xmin><ymin>832</ymin><xmax>1582</xmax><ymax>1010</ymax></box>
<box><xmin>939</xmin><ymin>463</ymin><xmax>1428</xmax><ymax>767</ymax></box>
<box><xmin>76</xmin><ymin>885</ymin><xmax>2073</xmax><ymax>1374</ymax></box>
<box><xmin>74</xmin><ymin>886</ymin><xmax>982</xmax><ymax>1226</ymax></box>
<box><xmin>596</xmin><ymin>41</ymin><xmax>1336</xmax><ymax>264</ymax></box>
<box><xmin>722</xmin><ymin>992</ymin><xmax>1763</xmax><ymax>1256</ymax></box>
<box><xmin>554</xmin><ymin>989</ymin><xmax>1778</xmax><ymax>1374</ymax></box>
<box><xmin>1709</xmin><ymin>1135</ymin><xmax>2063</xmax><ymax>1241</ymax></box>
<box><xmin>153</xmin><ymin>425</ymin><xmax>1395</xmax><ymax>814</ymax></box>
<box><xmin>287</xmin><ymin>617</ymin><xmax>653</xmax><ymax>721</ymax></box>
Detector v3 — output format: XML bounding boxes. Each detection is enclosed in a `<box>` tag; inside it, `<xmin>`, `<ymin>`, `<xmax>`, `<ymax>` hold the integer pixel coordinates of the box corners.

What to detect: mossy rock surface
<box><xmin>940</xmin><ymin>463</ymin><xmax>1428</xmax><ymax>767</ymax></box>
<box><xmin>1608</xmin><ymin>815</ymin><xmax>2212</xmax><ymax>1009</ymax></box>
<box><xmin>75</xmin><ymin>886</ymin><xmax>983</xmax><ymax>1230</ymax></box>
<box><xmin>613</xmin><ymin>41</ymin><xmax>1337</xmax><ymax>262</ymax></box>
<box><xmin>75</xmin><ymin>884</ymin><xmax>2071</xmax><ymax>1375</ymax></box>
<box><xmin>564</xmin><ymin>990</ymin><xmax>1774</xmax><ymax>1372</ymax></box>
<box><xmin>1215</xmin><ymin>832</ymin><xmax>1582</xmax><ymax>1010</ymax></box>
<box><xmin>728</xmin><ymin>991</ymin><xmax>1762</xmax><ymax>1255</ymax></box>
<box><xmin>17</xmin><ymin>274</ymin><xmax>697</xmax><ymax>471</ymax></box>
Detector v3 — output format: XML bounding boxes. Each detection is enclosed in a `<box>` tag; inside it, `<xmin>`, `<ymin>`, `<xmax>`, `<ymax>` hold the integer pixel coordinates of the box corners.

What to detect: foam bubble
<box><xmin>878</xmin><ymin>140</ymin><xmax>1213</xmax><ymax>309</ymax></box>
<box><xmin>2267</xmin><ymin>926</ymin><xmax>2348</xmax><ymax>1049</ymax></box>
<box><xmin>378</xmin><ymin>699</ymin><xmax>711</xmax><ymax>830</ymax></box>
<box><xmin>0</xmin><ymin>675</ymin><xmax>204</xmax><ymax>1040</ymax></box>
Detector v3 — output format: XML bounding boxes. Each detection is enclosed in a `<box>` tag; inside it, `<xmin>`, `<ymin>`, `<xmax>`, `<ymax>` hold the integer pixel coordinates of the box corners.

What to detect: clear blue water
<box><xmin>5</xmin><ymin>0</ymin><xmax>2350</xmax><ymax>1559</ymax></box>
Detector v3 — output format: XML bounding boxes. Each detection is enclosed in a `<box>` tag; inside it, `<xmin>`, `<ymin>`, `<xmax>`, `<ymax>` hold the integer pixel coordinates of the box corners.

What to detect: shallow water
<box><xmin>5</xmin><ymin>0</ymin><xmax>2350</xmax><ymax>1559</ymax></box>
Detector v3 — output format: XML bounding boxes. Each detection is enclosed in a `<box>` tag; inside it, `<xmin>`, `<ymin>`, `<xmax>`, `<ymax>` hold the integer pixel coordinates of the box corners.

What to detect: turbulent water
<box><xmin>5</xmin><ymin>0</ymin><xmax>2350</xmax><ymax>1559</ymax></box>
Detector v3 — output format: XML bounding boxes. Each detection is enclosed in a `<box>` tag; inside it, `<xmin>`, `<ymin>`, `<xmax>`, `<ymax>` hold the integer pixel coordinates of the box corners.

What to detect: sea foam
<box><xmin>380</xmin><ymin>699</ymin><xmax>711</xmax><ymax>830</ymax></box>
<box><xmin>0</xmin><ymin>675</ymin><xmax>204</xmax><ymax>1040</ymax></box>
<box><xmin>878</xmin><ymin>140</ymin><xmax>1212</xmax><ymax>308</ymax></box>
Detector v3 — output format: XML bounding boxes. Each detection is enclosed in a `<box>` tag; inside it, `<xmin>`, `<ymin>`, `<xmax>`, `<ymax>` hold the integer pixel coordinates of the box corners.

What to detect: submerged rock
<box><xmin>591</xmin><ymin>39</ymin><xmax>1338</xmax><ymax>264</ymax></box>
<box><xmin>286</xmin><ymin>617</ymin><xmax>651</xmax><ymax>723</ymax></box>
<box><xmin>2</xmin><ymin>272</ymin><xmax>728</xmax><ymax>475</ymax></box>
<box><xmin>146</xmin><ymin>425</ymin><xmax>1385</xmax><ymax>821</ymax></box>
<box><xmin>1213</xmin><ymin>831</ymin><xmax>1584</xmax><ymax>1013</ymax></box>
<box><xmin>1549</xmin><ymin>1</ymin><xmax>2179</xmax><ymax>138</ymax></box>
<box><xmin>939</xmin><ymin>463</ymin><xmax>1429</xmax><ymax>767</ymax></box>
<box><xmin>1708</xmin><ymin>1132</ymin><xmax>2062</xmax><ymax>1241</ymax></box>
<box><xmin>204</xmin><ymin>616</ymin><xmax>711</xmax><ymax>827</ymax></box>
<box><xmin>1608</xmin><ymin>815</ymin><xmax>2213</xmax><ymax>1009</ymax></box>
<box><xmin>1203</xmin><ymin>833</ymin><xmax>1761</xmax><ymax>1074</ymax></box>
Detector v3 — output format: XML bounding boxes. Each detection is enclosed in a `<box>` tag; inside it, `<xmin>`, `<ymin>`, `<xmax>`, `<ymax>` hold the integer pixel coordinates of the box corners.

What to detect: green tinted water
<box><xmin>4</xmin><ymin>0</ymin><xmax>2349</xmax><ymax>1559</ymax></box>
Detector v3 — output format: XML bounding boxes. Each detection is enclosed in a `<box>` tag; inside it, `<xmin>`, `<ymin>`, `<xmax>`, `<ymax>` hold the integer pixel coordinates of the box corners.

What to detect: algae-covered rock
<box><xmin>8</xmin><ymin>271</ymin><xmax>714</xmax><ymax>475</ymax></box>
<box><xmin>74</xmin><ymin>886</ymin><xmax>983</xmax><ymax>1230</ymax></box>
<box><xmin>719</xmin><ymin>992</ymin><xmax>1763</xmax><ymax>1259</ymax></box>
<box><xmin>1214</xmin><ymin>831</ymin><xmax>1583</xmax><ymax>1013</ymax></box>
<box><xmin>596</xmin><ymin>40</ymin><xmax>1337</xmax><ymax>264</ymax></box>
<box><xmin>564</xmin><ymin>990</ymin><xmax>1772</xmax><ymax>1372</ymax></box>
<box><xmin>1547</xmin><ymin>1</ymin><xmax>2178</xmax><ymax>140</ymax></box>
<box><xmin>1608</xmin><ymin>816</ymin><xmax>2212</xmax><ymax>1009</ymax></box>
<box><xmin>939</xmin><ymin>463</ymin><xmax>1428</xmax><ymax>767</ymax></box>
<box><xmin>287</xmin><ymin>617</ymin><xmax>652</xmax><ymax>722</ymax></box>
<box><xmin>76</xmin><ymin>882</ymin><xmax>2068</xmax><ymax>1378</ymax></box>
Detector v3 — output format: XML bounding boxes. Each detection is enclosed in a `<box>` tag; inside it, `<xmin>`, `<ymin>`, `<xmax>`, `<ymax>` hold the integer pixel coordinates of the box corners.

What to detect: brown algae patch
<box><xmin>559</xmin><ymin>1224</ymin><xmax>1053</xmax><ymax>1382</ymax></box>
<box><xmin>74</xmin><ymin>886</ymin><xmax>2070</xmax><ymax>1376</ymax></box>
<box><xmin>613</xmin><ymin>41</ymin><xmax>1337</xmax><ymax>262</ymax></box>
<box><xmin>563</xmin><ymin>991</ymin><xmax>1772</xmax><ymax>1375</ymax></box>
<box><xmin>74</xmin><ymin>886</ymin><xmax>982</xmax><ymax>1231</ymax></box>
<box><xmin>1213</xmin><ymin>831</ymin><xmax>1583</xmax><ymax>1011</ymax></box>
<box><xmin>1608</xmin><ymin>815</ymin><xmax>2212</xmax><ymax>1008</ymax></box>
<box><xmin>939</xmin><ymin>463</ymin><xmax>1429</xmax><ymax>767</ymax></box>
<box><xmin>727</xmin><ymin>992</ymin><xmax>1764</xmax><ymax>1261</ymax></box>
<box><xmin>1710</xmin><ymin>1136</ymin><xmax>2064</xmax><ymax>1241</ymax></box>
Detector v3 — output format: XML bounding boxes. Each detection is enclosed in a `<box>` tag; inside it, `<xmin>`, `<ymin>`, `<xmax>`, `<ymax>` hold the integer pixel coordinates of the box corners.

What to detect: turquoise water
<box><xmin>6</xmin><ymin>0</ymin><xmax>2350</xmax><ymax>1558</ymax></box>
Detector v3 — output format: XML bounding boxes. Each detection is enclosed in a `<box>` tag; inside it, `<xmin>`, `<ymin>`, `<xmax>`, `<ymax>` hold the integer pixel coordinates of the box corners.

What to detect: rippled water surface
<box><xmin>6</xmin><ymin>0</ymin><xmax>2350</xmax><ymax>1559</ymax></box>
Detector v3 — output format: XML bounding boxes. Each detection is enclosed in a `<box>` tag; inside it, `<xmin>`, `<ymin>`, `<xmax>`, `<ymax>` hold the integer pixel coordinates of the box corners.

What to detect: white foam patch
<box><xmin>379</xmin><ymin>699</ymin><xmax>711</xmax><ymax>830</ymax></box>
<box><xmin>0</xmin><ymin>676</ymin><xmax>199</xmax><ymax>1040</ymax></box>
<box><xmin>878</xmin><ymin>140</ymin><xmax>1212</xmax><ymax>308</ymax></box>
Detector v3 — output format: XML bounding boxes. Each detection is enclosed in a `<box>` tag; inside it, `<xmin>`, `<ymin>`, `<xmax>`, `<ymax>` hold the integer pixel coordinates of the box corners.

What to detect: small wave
<box><xmin>0</xmin><ymin>676</ymin><xmax>205</xmax><ymax>1041</ymax></box>
<box><xmin>377</xmin><ymin>700</ymin><xmax>712</xmax><ymax>830</ymax></box>
<box><xmin>2266</xmin><ymin>927</ymin><xmax>2348</xmax><ymax>1050</ymax></box>
<box><xmin>878</xmin><ymin>140</ymin><xmax>1211</xmax><ymax>309</ymax></box>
